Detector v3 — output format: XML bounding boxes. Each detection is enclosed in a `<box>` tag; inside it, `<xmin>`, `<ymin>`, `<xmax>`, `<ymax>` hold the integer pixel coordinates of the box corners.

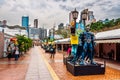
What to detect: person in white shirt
<box><xmin>14</xmin><ymin>46</ymin><xmax>19</xmax><ymax>61</ymax></box>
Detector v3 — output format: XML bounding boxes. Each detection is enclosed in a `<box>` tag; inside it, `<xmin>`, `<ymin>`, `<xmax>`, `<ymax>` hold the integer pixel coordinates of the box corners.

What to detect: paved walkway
<box><xmin>25</xmin><ymin>47</ymin><xmax>53</xmax><ymax>80</ymax></box>
<box><xmin>0</xmin><ymin>46</ymin><xmax>58</xmax><ymax>80</ymax></box>
<box><xmin>40</xmin><ymin>46</ymin><xmax>120</xmax><ymax>80</ymax></box>
<box><xmin>95</xmin><ymin>58</ymin><xmax>120</xmax><ymax>71</ymax></box>
<box><xmin>0</xmin><ymin>49</ymin><xmax>31</xmax><ymax>80</ymax></box>
<box><xmin>0</xmin><ymin>46</ymin><xmax>120</xmax><ymax>80</ymax></box>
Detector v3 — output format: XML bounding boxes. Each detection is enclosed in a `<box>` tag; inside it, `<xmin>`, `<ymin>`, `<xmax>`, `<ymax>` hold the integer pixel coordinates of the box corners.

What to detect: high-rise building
<box><xmin>87</xmin><ymin>11</ymin><xmax>96</xmax><ymax>24</ymax></box>
<box><xmin>69</xmin><ymin>12</ymin><xmax>74</xmax><ymax>24</ymax></box>
<box><xmin>34</xmin><ymin>19</ymin><xmax>38</xmax><ymax>28</ymax></box>
<box><xmin>39</xmin><ymin>28</ymin><xmax>47</xmax><ymax>40</ymax></box>
<box><xmin>88</xmin><ymin>11</ymin><xmax>95</xmax><ymax>21</ymax></box>
<box><xmin>22</xmin><ymin>16</ymin><xmax>29</xmax><ymax>28</ymax></box>
<box><xmin>0</xmin><ymin>20</ymin><xmax>7</xmax><ymax>27</ymax></box>
<box><xmin>2</xmin><ymin>20</ymin><xmax>7</xmax><ymax>26</ymax></box>
<box><xmin>0</xmin><ymin>21</ymin><xmax>2</xmax><ymax>26</ymax></box>
<box><xmin>22</xmin><ymin>16</ymin><xmax>29</xmax><ymax>37</ymax></box>
<box><xmin>39</xmin><ymin>28</ymin><xmax>43</xmax><ymax>40</ymax></box>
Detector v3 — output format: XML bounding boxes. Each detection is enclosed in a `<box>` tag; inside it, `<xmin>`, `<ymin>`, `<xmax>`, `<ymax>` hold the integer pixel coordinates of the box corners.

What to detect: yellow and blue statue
<box><xmin>70</xmin><ymin>23</ymin><xmax>96</xmax><ymax>65</ymax></box>
<box><xmin>79</xmin><ymin>26</ymin><xmax>96</xmax><ymax>65</ymax></box>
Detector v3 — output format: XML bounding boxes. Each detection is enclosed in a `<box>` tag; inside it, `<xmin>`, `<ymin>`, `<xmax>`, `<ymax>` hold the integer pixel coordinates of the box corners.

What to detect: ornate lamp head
<box><xmin>72</xmin><ymin>8</ymin><xmax>79</xmax><ymax>20</ymax></box>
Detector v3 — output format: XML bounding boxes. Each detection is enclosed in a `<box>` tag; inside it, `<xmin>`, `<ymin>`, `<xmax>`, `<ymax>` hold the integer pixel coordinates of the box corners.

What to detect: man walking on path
<box><xmin>14</xmin><ymin>46</ymin><xmax>20</xmax><ymax>61</ymax></box>
<box><xmin>7</xmin><ymin>44</ymin><xmax>12</xmax><ymax>61</ymax></box>
<box><xmin>50</xmin><ymin>44</ymin><xmax>56</xmax><ymax>59</ymax></box>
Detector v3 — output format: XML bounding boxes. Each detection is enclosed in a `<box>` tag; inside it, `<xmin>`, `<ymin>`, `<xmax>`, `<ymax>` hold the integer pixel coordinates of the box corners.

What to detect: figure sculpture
<box><xmin>79</xmin><ymin>26</ymin><xmax>95</xmax><ymax>65</ymax></box>
<box><xmin>70</xmin><ymin>26</ymin><xmax>96</xmax><ymax>65</ymax></box>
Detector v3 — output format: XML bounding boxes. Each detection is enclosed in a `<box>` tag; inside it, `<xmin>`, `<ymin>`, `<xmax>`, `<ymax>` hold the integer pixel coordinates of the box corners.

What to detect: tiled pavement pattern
<box><xmin>0</xmin><ymin>46</ymin><xmax>120</xmax><ymax>80</ymax></box>
<box><xmin>25</xmin><ymin>47</ymin><xmax>53</xmax><ymax>80</ymax></box>
<box><xmin>0</xmin><ymin>50</ymin><xmax>31</xmax><ymax>80</ymax></box>
<box><xmin>95</xmin><ymin>58</ymin><xmax>120</xmax><ymax>71</ymax></box>
<box><xmin>39</xmin><ymin>46</ymin><xmax>120</xmax><ymax>80</ymax></box>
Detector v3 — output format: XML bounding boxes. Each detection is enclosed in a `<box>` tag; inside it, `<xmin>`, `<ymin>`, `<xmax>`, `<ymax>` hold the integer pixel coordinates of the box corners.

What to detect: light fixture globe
<box><xmin>82</xmin><ymin>14</ymin><xmax>87</xmax><ymax>20</ymax></box>
<box><xmin>72</xmin><ymin>8</ymin><xmax>79</xmax><ymax>20</ymax></box>
<box><xmin>82</xmin><ymin>9</ymin><xmax>88</xmax><ymax>20</ymax></box>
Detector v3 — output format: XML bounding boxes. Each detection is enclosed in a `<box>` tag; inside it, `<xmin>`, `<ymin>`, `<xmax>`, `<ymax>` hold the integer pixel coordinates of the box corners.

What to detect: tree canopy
<box><xmin>90</xmin><ymin>18</ymin><xmax>120</xmax><ymax>32</ymax></box>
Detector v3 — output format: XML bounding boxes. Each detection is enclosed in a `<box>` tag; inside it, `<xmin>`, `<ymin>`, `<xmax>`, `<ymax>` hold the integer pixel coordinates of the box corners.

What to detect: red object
<box><xmin>10</xmin><ymin>38</ymin><xmax>17</xmax><ymax>41</ymax></box>
<box><xmin>67</xmin><ymin>47</ymin><xmax>71</xmax><ymax>55</ymax></box>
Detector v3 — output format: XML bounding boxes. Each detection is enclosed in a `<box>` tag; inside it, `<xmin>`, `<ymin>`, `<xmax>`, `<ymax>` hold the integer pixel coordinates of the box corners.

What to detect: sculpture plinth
<box><xmin>66</xmin><ymin>61</ymin><xmax>105</xmax><ymax>76</ymax></box>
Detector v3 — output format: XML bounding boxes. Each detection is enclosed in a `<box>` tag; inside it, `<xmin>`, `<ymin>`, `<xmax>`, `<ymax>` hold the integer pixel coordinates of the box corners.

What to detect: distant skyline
<box><xmin>0</xmin><ymin>0</ymin><xmax>120</xmax><ymax>29</ymax></box>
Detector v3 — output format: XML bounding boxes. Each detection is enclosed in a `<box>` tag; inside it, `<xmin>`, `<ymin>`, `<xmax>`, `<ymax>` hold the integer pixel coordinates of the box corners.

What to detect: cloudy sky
<box><xmin>0</xmin><ymin>0</ymin><xmax>120</xmax><ymax>29</ymax></box>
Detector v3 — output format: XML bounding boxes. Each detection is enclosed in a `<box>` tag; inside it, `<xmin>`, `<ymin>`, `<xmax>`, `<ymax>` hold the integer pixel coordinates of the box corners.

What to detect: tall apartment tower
<box><xmin>22</xmin><ymin>16</ymin><xmax>29</xmax><ymax>27</ymax></box>
<box><xmin>2</xmin><ymin>20</ymin><xmax>7</xmax><ymax>26</ymax></box>
<box><xmin>69</xmin><ymin>12</ymin><xmax>74</xmax><ymax>24</ymax></box>
<box><xmin>34</xmin><ymin>19</ymin><xmax>38</xmax><ymax>28</ymax></box>
<box><xmin>88</xmin><ymin>11</ymin><xmax>94</xmax><ymax>20</ymax></box>
<box><xmin>0</xmin><ymin>20</ymin><xmax>7</xmax><ymax>26</ymax></box>
<box><xmin>22</xmin><ymin>16</ymin><xmax>29</xmax><ymax>37</ymax></box>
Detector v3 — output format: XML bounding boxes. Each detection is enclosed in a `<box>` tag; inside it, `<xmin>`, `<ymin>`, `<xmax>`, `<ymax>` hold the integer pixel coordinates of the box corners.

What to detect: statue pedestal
<box><xmin>66</xmin><ymin>61</ymin><xmax>105</xmax><ymax>76</ymax></box>
<box><xmin>63</xmin><ymin>56</ymin><xmax>67</xmax><ymax>65</ymax></box>
<box><xmin>63</xmin><ymin>56</ymin><xmax>73</xmax><ymax>65</ymax></box>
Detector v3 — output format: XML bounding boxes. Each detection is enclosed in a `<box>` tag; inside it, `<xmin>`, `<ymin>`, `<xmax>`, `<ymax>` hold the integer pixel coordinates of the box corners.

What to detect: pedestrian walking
<box><xmin>14</xmin><ymin>46</ymin><xmax>20</xmax><ymax>61</ymax></box>
<box><xmin>50</xmin><ymin>44</ymin><xmax>56</xmax><ymax>59</ymax></box>
<box><xmin>67</xmin><ymin>45</ymin><xmax>71</xmax><ymax>57</ymax></box>
<box><xmin>7</xmin><ymin>44</ymin><xmax>12</xmax><ymax>61</ymax></box>
<box><xmin>11</xmin><ymin>43</ymin><xmax>15</xmax><ymax>58</ymax></box>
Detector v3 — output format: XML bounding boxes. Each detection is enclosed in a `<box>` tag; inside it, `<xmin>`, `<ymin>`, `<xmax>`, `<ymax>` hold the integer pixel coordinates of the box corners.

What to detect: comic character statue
<box><xmin>70</xmin><ymin>44</ymin><xmax>78</xmax><ymax>63</ymax></box>
<box><xmin>80</xmin><ymin>26</ymin><xmax>95</xmax><ymax>65</ymax></box>
<box><xmin>70</xmin><ymin>23</ymin><xmax>85</xmax><ymax>63</ymax></box>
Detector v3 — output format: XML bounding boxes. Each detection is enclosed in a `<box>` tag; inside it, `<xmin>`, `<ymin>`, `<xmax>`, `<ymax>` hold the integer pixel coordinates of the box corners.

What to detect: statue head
<box><xmin>86</xmin><ymin>26</ymin><xmax>90</xmax><ymax>32</ymax></box>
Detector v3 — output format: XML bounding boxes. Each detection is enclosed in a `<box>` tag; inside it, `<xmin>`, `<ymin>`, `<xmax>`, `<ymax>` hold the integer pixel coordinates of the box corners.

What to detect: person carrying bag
<box><xmin>7</xmin><ymin>44</ymin><xmax>12</xmax><ymax>61</ymax></box>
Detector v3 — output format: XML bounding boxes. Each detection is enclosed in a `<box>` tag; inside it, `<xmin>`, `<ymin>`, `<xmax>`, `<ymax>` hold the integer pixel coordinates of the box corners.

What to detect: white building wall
<box><xmin>4</xmin><ymin>27</ymin><xmax>27</xmax><ymax>36</ymax></box>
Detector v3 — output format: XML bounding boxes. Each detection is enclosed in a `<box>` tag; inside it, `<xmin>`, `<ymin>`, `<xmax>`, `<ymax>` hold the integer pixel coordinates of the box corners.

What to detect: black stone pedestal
<box><xmin>63</xmin><ymin>56</ymin><xmax>73</xmax><ymax>65</ymax></box>
<box><xmin>63</xmin><ymin>56</ymin><xmax>67</xmax><ymax>65</ymax></box>
<box><xmin>66</xmin><ymin>61</ymin><xmax>105</xmax><ymax>76</ymax></box>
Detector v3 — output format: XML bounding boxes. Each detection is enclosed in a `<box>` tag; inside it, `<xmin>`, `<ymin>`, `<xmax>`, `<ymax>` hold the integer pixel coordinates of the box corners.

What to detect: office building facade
<box><xmin>22</xmin><ymin>16</ymin><xmax>29</xmax><ymax>28</ymax></box>
<box><xmin>34</xmin><ymin>19</ymin><xmax>38</xmax><ymax>28</ymax></box>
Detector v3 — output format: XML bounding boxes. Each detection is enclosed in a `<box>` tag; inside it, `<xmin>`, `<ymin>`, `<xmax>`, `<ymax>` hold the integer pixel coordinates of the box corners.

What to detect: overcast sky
<box><xmin>0</xmin><ymin>0</ymin><xmax>120</xmax><ymax>29</ymax></box>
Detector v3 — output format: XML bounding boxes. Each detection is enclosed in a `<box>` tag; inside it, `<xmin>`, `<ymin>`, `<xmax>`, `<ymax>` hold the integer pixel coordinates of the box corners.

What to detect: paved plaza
<box><xmin>0</xmin><ymin>46</ymin><xmax>120</xmax><ymax>80</ymax></box>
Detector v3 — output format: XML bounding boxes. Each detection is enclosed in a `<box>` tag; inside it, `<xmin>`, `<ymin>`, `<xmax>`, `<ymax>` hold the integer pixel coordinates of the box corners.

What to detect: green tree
<box><xmin>90</xmin><ymin>18</ymin><xmax>120</xmax><ymax>32</ymax></box>
<box><xmin>56</xmin><ymin>29</ymin><xmax>70</xmax><ymax>38</ymax></box>
<box><xmin>115</xmin><ymin>18</ymin><xmax>120</xmax><ymax>25</ymax></box>
<box><xmin>16</xmin><ymin>35</ymin><xmax>32</xmax><ymax>53</ymax></box>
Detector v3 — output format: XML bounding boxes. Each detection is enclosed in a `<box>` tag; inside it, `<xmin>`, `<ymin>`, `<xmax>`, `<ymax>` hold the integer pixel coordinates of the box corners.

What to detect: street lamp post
<box><xmin>28</xmin><ymin>26</ymin><xmax>30</xmax><ymax>38</ymax></box>
<box><xmin>70</xmin><ymin>8</ymin><xmax>79</xmax><ymax>64</ymax></box>
<box><xmin>2</xmin><ymin>28</ymin><xmax>4</xmax><ymax>33</ymax></box>
<box><xmin>81</xmin><ymin>9</ymin><xmax>88</xmax><ymax>27</ymax></box>
<box><xmin>19</xmin><ymin>29</ymin><xmax>21</xmax><ymax>35</ymax></box>
<box><xmin>27</xmin><ymin>24</ymin><xmax>31</xmax><ymax>38</ymax></box>
<box><xmin>53</xmin><ymin>25</ymin><xmax>55</xmax><ymax>40</ymax></box>
<box><xmin>71</xmin><ymin>8</ymin><xmax>79</xmax><ymax>35</ymax></box>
